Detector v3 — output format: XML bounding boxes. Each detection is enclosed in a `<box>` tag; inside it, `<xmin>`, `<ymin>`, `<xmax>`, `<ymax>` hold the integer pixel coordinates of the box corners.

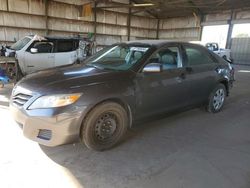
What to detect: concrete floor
<box><xmin>0</xmin><ymin>65</ymin><xmax>250</xmax><ymax>188</ymax></box>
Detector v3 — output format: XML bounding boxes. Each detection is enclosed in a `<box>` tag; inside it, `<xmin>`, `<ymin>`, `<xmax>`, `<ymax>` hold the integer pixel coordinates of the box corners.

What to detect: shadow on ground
<box><xmin>40</xmin><ymin>65</ymin><xmax>250</xmax><ymax>188</ymax></box>
<box><xmin>0</xmin><ymin>84</ymin><xmax>12</xmax><ymax>107</ymax></box>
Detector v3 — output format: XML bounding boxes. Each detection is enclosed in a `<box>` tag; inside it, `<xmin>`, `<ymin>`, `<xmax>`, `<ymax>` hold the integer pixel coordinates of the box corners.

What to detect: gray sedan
<box><xmin>10</xmin><ymin>41</ymin><xmax>235</xmax><ymax>150</ymax></box>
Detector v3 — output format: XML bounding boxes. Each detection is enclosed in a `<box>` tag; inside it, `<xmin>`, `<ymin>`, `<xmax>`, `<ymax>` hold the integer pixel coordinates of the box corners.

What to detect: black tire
<box><xmin>81</xmin><ymin>102</ymin><xmax>128</xmax><ymax>151</ymax></box>
<box><xmin>207</xmin><ymin>84</ymin><xmax>226</xmax><ymax>113</ymax></box>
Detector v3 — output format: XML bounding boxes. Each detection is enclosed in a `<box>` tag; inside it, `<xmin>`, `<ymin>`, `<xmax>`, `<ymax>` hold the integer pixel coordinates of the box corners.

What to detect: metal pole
<box><xmin>156</xmin><ymin>19</ymin><xmax>160</xmax><ymax>39</ymax></box>
<box><xmin>226</xmin><ymin>10</ymin><xmax>236</xmax><ymax>49</ymax></box>
<box><xmin>127</xmin><ymin>0</ymin><xmax>131</xmax><ymax>41</ymax></box>
<box><xmin>94</xmin><ymin>1</ymin><xmax>97</xmax><ymax>42</ymax></box>
<box><xmin>45</xmin><ymin>0</ymin><xmax>49</xmax><ymax>35</ymax></box>
<box><xmin>198</xmin><ymin>14</ymin><xmax>204</xmax><ymax>41</ymax></box>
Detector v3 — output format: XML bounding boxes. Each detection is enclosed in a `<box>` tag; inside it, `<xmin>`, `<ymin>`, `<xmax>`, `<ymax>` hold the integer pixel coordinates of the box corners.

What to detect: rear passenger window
<box><xmin>57</xmin><ymin>41</ymin><xmax>78</xmax><ymax>53</ymax></box>
<box><xmin>184</xmin><ymin>46</ymin><xmax>215</xmax><ymax>66</ymax></box>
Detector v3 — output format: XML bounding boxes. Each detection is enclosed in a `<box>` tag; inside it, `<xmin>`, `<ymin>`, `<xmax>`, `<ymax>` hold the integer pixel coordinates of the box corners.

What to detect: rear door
<box><xmin>135</xmin><ymin>45</ymin><xmax>191</xmax><ymax>119</ymax></box>
<box><xmin>54</xmin><ymin>40</ymin><xmax>78</xmax><ymax>67</ymax></box>
<box><xmin>182</xmin><ymin>44</ymin><xmax>220</xmax><ymax>104</ymax></box>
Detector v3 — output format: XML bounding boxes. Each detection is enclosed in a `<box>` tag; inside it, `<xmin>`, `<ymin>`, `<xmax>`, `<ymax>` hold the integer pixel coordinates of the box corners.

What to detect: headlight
<box><xmin>28</xmin><ymin>93</ymin><xmax>82</xmax><ymax>109</ymax></box>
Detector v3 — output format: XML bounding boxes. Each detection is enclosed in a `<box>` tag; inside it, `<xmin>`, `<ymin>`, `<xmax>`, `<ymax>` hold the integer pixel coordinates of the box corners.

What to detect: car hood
<box><xmin>16</xmin><ymin>64</ymin><xmax>131</xmax><ymax>94</ymax></box>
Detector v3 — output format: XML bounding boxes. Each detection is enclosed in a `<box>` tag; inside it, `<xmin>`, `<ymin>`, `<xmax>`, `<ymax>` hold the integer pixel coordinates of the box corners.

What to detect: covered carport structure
<box><xmin>1</xmin><ymin>0</ymin><xmax>250</xmax><ymax>188</ymax></box>
<box><xmin>1</xmin><ymin>0</ymin><xmax>250</xmax><ymax>63</ymax></box>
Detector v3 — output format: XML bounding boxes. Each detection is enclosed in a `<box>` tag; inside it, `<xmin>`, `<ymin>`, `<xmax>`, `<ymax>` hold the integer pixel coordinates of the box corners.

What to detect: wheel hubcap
<box><xmin>95</xmin><ymin>113</ymin><xmax>117</xmax><ymax>141</ymax></box>
<box><xmin>213</xmin><ymin>89</ymin><xmax>225</xmax><ymax>110</ymax></box>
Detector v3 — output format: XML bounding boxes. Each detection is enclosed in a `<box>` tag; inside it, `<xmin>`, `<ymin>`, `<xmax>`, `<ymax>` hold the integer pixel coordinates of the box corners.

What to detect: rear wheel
<box><xmin>81</xmin><ymin>102</ymin><xmax>128</xmax><ymax>151</ymax></box>
<box><xmin>207</xmin><ymin>84</ymin><xmax>226</xmax><ymax>113</ymax></box>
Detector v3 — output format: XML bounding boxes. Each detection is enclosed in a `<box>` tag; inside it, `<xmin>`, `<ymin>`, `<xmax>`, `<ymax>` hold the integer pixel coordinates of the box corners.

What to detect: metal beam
<box><xmin>156</xmin><ymin>19</ymin><xmax>160</xmax><ymax>39</ymax></box>
<box><xmin>130</xmin><ymin>0</ymin><xmax>158</xmax><ymax>18</ymax></box>
<box><xmin>198</xmin><ymin>14</ymin><xmax>204</xmax><ymax>41</ymax></box>
<box><xmin>94</xmin><ymin>4</ymin><xmax>156</xmax><ymax>9</ymax></box>
<box><xmin>226</xmin><ymin>10</ymin><xmax>237</xmax><ymax>49</ymax></box>
<box><xmin>188</xmin><ymin>0</ymin><xmax>203</xmax><ymax>15</ymax></box>
<box><xmin>6</xmin><ymin>0</ymin><xmax>9</xmax><ymax>11</ymax></box>
<box><xmin>131</xmin><ymin>7</ymin><xmax>156</xmax><ymax>15</ymax></box>
<box><xmin>94</xmin><ymin>1</ymin><xmax>97</xmax><ymax>41</ymax></box>
<box><xmin>127</xmin><ymin>0</ymin><xmax>131</xmax><ymax>41</ymax></box>
<box><xmin>45</xmin><ymin>0</ymin><xmax>49</xmax><ymax>35</ymax></box>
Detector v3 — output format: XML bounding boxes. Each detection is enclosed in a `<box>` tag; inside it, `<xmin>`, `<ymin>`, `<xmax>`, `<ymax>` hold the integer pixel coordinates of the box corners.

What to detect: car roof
<box><xmin>45</xmin><ymin>36</ymin><xmax>82</xmax><ymax>41</ymax></box>
<box><xmin>27</xmin><ymin>34</ymin><xmax>90</xmax><ymax>41</ymax></box>
<box><xmin>125</xmin><ymin>40</ymin><xmax>201</xmax><ymax>48</ymax></box>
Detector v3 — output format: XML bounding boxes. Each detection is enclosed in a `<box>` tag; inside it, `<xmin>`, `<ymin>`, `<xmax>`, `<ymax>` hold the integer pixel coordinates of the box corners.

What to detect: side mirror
<box><xmin>30</xmin><ymin>48</ymin><xmax>38</xmax><ymax>53</ymax></box>
<box><xmin>142</xmin><ymin>63</ymin><xmax>162</xmax><ymax>73</ymax></box>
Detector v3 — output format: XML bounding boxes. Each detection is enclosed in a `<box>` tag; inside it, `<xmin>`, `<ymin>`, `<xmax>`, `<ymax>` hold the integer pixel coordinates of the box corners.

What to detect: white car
<box><xmin>6</xmin><ymin>35</ymin><xmax>87</xmax><ymax>75</ymax></box>
<box><xmin>205</xmin><ymin>43</ymin><xmax>233</xmax><ymax>63</ymax></box>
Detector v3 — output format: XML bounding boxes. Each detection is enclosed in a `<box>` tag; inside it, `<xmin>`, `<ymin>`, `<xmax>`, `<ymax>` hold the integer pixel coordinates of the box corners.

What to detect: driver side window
<box><xmin>29</xmin><ymin>41</ymin><xmax>54</xmax><ymax>53</ymax></box>
<box><xmin>149</xmin><ymin>46</ymin><xmax>181</xmax><ymax>70</ymax></box>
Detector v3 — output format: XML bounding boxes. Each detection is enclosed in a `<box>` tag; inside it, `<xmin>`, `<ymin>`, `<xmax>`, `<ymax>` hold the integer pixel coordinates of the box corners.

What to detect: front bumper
<box><xmin>10</xmin><ymin>104</ymin><xmax>86</xmax><ymax>146</ymax></box>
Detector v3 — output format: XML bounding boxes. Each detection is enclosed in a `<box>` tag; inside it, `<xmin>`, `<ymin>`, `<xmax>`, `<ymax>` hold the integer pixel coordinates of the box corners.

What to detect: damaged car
<box><xmin>1</xmin><ymin>35</ymin><xmax>94</xmax><ymax>77</ymax></box>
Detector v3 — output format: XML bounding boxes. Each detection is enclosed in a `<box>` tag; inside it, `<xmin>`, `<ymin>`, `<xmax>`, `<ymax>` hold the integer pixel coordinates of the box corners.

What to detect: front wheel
<box><xmin>207</xmin><ymin>84</ymin><xmax>226</xmax><ymax>113</ymax></box>
<box><xmin>80</xmin><ymin>102</ymin><xmax>128</xmax><ymax>151</ymax></box>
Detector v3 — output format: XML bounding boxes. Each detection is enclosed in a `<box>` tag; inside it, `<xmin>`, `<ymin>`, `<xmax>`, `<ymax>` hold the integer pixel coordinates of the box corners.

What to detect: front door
<box><xmin>24</xmin><ymin>41</ymin><xmax>55</xmax><ymax>74</ymax></box>
<box><xmin>54</xmin><ymin>40</ymin><xmax>78</xmax><ymax>67</ymax></box>
<box><xmin>135</xmin><ymin>45</ymin><xmax>191</xmax><ymax>120</ymax></box>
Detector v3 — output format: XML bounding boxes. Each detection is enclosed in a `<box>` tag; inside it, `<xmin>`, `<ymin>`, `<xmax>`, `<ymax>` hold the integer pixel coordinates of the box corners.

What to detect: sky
<box><xmin>201</xmin><ymin>25</ymin><xmax>229</xmax><ymax>48</ymax></box>
<box><xmin>201</xmin><ymin>23</ymin><xmax>250</xmax><ymax>48</ymax></box>
<box><xmin>232</xmin><ymin>23</ymin><xmax>250</xmax><ymax>38</ymax></box>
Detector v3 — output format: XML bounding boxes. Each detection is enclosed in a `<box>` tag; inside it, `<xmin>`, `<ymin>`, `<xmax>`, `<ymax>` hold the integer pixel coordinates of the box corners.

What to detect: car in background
<box><xmin>205</xmin><ymin>43</ymin><xmax>233</xmax><ymax>63</ymax></box>
<box><xmin>10</xmin><ymin>41</ymin><xmax>234</xmax><ymax>151</ymax></box>
<box><xmin>3</xmin><ymin>35</ymin><xmax>93</xmax><ymax>76</ymax></box>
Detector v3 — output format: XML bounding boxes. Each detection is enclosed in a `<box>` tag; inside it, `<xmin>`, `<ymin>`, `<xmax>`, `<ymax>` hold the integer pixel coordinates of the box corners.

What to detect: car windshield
<box><xmin>85</xmin><ymin>44</ymin><xmax>150</xmax><ymax>71</ymax></box>
<box><xmin>10</xmin><ymin>37</ymin><xmax>32</xmax><ymax>51</ymax></box>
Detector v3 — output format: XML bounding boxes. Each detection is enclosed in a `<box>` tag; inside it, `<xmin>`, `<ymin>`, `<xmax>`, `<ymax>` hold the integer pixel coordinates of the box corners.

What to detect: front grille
<box><xmin>37</xmin><ymin>129</ymin><xmax>52</xmax><ymax>140</ymax></box>
<box><xmin>12</xmin><ymin>93</ymin><xmax>32</xmax><ymax>107</ymax></box>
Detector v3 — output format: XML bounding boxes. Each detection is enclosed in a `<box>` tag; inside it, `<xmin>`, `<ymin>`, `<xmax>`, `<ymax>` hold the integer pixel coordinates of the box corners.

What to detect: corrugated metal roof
<box><xmin>132</xmin><ymin>0</ymin><xmax>250</xmax><ymax>18</ymax></box>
